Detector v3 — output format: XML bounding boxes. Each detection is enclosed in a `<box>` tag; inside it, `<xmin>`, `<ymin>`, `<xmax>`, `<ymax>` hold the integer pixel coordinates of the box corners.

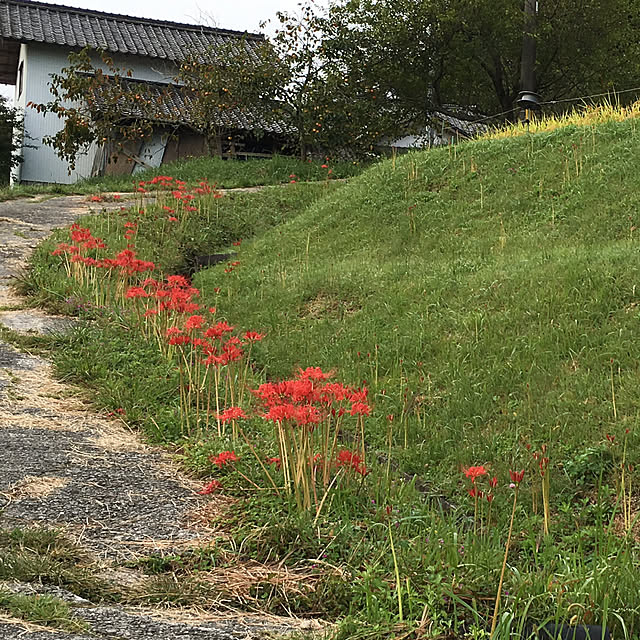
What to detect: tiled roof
<box><xmin>93</xmin><ymin>78</ymin><xmax>291</xmax><ymax>136</ymax></box>
<box><xmin>0</xmin><ymin>0</ymin><xmax>264</xmax><ymax>62</ymax></box>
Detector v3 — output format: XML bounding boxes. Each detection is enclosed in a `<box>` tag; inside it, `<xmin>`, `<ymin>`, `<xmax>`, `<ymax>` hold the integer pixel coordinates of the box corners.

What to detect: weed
<box><xmin>0</xmin><ymin>590</ymin><xmax>88</xmax><ymax>632</ymax></box>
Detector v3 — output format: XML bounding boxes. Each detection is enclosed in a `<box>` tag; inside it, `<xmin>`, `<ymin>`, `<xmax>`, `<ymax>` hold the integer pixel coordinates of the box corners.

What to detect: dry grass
<box><xmin>485</xmin><ymin>99</ymin><xmax>640</xmax><ymax>140</ymax></box>
<box><xmin>88</xmin><ymin>425</ymin><xmax>146</xmax><ymax>453</ymax></box>
<box><xmin>5</xmin><ymin>476</ymin><xmax>68</xmax><ymax>501</ymax></box>
<box><xmin>301</xmin><ymin>293</ymin><xmax>361</xmax><ymax>320</ymax></box>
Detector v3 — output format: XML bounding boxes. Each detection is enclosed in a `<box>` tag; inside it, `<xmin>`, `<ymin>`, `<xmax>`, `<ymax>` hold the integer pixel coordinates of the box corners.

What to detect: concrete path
<box><xmin>0</xmin><ymin>195</ymin><xmax>316</xmax><ymax>639</ymax></box>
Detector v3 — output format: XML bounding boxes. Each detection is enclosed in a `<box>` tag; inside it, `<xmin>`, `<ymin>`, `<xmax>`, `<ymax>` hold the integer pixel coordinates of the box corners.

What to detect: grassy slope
<box><xmin>17</xmin><ymin>116</ymin><xmax>640</xmax><ymax>636</ymax></box>
<box><xmin>202</xmin><ymin>119</ymin><xmax>640</xmax><ymax>488</ymax></box>
<box><xmin>0</xmin><ymin>155</ymin><xmax>360</xmax><ymax>201</ymax></box>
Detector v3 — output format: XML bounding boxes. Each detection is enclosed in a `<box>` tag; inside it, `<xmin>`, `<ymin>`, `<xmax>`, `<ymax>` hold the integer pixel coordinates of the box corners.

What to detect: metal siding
<box><xmin>18</xmin><ymin>42</ymin><xmax>178</xmax><ymax>184</ymax></box>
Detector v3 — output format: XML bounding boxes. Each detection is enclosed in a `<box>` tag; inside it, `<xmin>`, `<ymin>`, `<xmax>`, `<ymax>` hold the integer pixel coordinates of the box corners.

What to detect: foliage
<box><xmin>326</xmin><ymin>0</ymin><xmax>640</xmax><ymax>118</ymax></box>
<box><xmin>175</xmin><ymin>38</ymin><xmax>286</xmax><ymax>154</ymax></box>
<box><xmin>21</xmin><ymin>110</ymin><xmax>640</xmax><ymax>635</ymax></box>
<box><xmin>30</xmin><ymin>49</ymin><xmax>158</xmax><ymax>171</ymax></box>
<box><xmin>0</xmin><ymin>590</ymin><xmax>88</xmax><ymax>632</ymax></box>
<box><xmin>0</xmin><ymin>95</ymin><xmax>24</xmax><ymax>184</ymax></box>
<box><xmin>264</xmin><ymin>2</ymin><xmax>398</xmax><ymax>158</ymax></box>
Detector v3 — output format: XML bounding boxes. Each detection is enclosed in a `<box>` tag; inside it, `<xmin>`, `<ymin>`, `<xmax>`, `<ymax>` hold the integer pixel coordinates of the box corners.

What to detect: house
<box><xmin>385</xmin><ymin>107</ymin><xmax>489</xmax><ymax>153</ymax></box>
<box><xmin>0</xmin><ymin>0</ymin><xmax>285</xmax><ymax>184</ymax></box>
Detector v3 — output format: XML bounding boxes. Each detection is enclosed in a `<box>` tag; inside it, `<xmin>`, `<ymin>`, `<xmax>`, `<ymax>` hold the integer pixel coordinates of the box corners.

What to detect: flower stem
<box><xmin>490</xmin><ymin>485</ymin><xmax>518</xmax><ymax>638</ymax></box>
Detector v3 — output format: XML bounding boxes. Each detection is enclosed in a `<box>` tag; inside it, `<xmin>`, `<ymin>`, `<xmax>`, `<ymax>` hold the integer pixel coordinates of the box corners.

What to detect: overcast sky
<box><xmin>1</xmin><ymin>0</ymin><xmax>326</xmax><ymax>101</ymax></box>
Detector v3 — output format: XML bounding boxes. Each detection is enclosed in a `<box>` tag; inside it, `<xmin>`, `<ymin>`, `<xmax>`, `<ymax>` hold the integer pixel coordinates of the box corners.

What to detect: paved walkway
<box><xmin>0</xmin><ymin>195</ymin><xmax>313</xmax><ymax>639</ymax></box>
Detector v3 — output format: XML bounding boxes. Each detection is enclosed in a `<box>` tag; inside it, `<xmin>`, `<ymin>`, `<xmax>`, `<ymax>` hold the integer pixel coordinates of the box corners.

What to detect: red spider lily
<box><xmin>204</xmin><ymin>321</ymin><xmax>234</xmax><ymax>340</ymax></box>
<box><xmin>210</xmin><ymin>451</ymin><xmax>239</xmax><ymax>467</ymax></box>
<box><xmin>244</xmin><ymin>331</ymin><xmax>265</xmax><ymax>342</ymax></box>
<box><xmin>320</xmin><ymin>382</ymin><xmax>353</xmax><ymax>403</ymax></box>
<box><xmin>52</xmin><ymin>243</ymin><xmax>79</xmax><ymax>256</ymax></box>
<box><xmin>266</xmin><ymin>457</ymin><xmax>282</xmax><ymax>470</ymax></box>
<box><xmin>486</xmin><ymin>494</ymin><xmax>494</xmax><ymax>503</ymax></box>
<box><xmin>606</xmin><ymin>434</ymin><xmax>615</xmax><ymax>444</ymax></box>
<box><xmin>185</xmin><ymin>315</ymin><xmax>205</xmax><ymax>330</ymax></box>
<box><xmin>298</xmin><ymin>366</ymin><xmax>334</xmax><ymax>381</ymax></box>
<box><xmin>199</xmin><ymin>479</ymin><xmax>222</xmax><ymax>495</ymax></box>
<box><xmin>509</xmin><ymin>469</ymin><xmax>525</xmax><ymax>484</ymax></box>
<box><xmin>336</xmin><ymin>449</ymin><xmax>368</xmax><ymax>476</ymax></box>
<box><xmin>204</xmin><ymin>353</ymin><xmax>228</xmax><ymax>367</ymax></box>
<box><xmin>167</xmin><ymin>275</ymin><xmax>191</xmax><ymax>288</ymax></box>
<box><xmin>350</xmin><ymin>401</ymin><xmax>371</xmax><ymax>416</ymax></box>
<box><xmin>125</xmin><ymin>286</ymin><xmax>149</xmax><ymax>299</ymax></box>
<box><xmin>489</xmin><ymin>476</ymin><xmax>498</xmax><ymax>488</ymax></box>
<box><xmin>538</xmin><ymin>457</ymin><xmax>550</xmax><ymax>475</ymax></box>
<box><xmin>349</xmin><ymin>387</ymin><xmax>369</xmax><ymax>403</ymax></box>
<box><xmin>463</xmin><ymin>465</ymin><xmax>488</xmax><ymax>483</ymax></box>
<box><xmin>216</xmin><ymin>407</ymin><xmax>248</xmax><ymax>422</ymax></box>
<box><xmin>468</xmin><ymin>486</ymin><xmax>484</xmax><ymax>499</ymax></box>
<box><xmin>232</xmin><ymin>240</ymin><xmax>242</xmax><ymax>246</ymax></box>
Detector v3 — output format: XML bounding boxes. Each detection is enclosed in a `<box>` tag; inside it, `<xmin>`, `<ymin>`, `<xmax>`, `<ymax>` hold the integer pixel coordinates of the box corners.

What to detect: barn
<box><xmin>0</xmin><ymin>0</ymin><xmax>286</xmax><ymax>184</ymax></box>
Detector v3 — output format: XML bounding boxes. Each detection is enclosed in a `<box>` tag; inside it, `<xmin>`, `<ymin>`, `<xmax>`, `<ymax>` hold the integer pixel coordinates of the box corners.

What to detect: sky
<box><xmin>0</xmin><ymin>0</ymin><xmax>325</xmax><ymax>101</ymax></box>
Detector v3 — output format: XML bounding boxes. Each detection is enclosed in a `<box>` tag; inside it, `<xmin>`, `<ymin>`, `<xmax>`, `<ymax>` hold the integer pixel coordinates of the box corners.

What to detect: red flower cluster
<box><xmin>210</xmin><ymin>450</ymin><xmax>239</xmax><ymax>467</ymax></box>
<box><xmin>124</xmin><ymin>221</ymin><xmax>137</xmax><ymax>240</ymax></box>
<box><xmin>463</xmin><ymin>465</ymin><xmax>488</xmax><ymax>483</ymax></box>
<box><xmin>136</xmin><ymin>176</ymin><xmax>222</xmax><ymax>202</ymax></box>
<box><xmin>216</xmin><ymin>407</ymin><xmax>248</xmax><ymax>423</ymax></box>
<box><xmin>126</xmin><ymin>275</ymin><xmax>201</xmax><ymax>314</ymax></box>
<box><xmin>336</xmin><ymin>449</ymin><xmax>368</xmax><ymax>476</ymax></box>
<box><xmin>53</xmin><ymin>224</ymin><xmax>155</xmax><ymax>276</ymax></box>
<box><xmin>161</xmin><ymin>310</ymin><xmax>266</xmax><ymax>368</ymax></box>
<box><xmin>199</xmin><ymin>479</ymin><xmax>223</xmax><ymax>494</ymax></box>
<box><xmin>254</xmin><ymin>367</ymin><xmax>369</xmax><ymax>428</ymax></box>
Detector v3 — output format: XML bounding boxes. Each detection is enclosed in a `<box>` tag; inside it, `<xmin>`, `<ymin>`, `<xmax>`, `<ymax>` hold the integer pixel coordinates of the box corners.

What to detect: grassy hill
<box><xmin>19</xmin><ymin>113</ymin><xmax>640</xmax><ymax>638</ymax></box>
<box><xmin>201</xmin><ymin>119</ymin><xmax>640</xmax><ymax>481</ymax></box>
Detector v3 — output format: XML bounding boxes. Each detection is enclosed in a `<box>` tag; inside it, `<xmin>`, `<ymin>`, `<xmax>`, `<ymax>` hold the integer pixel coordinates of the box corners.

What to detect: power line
<box><xmin>468</xmin><ymin>106</ymin><xmax>519</xmax><ymax>125</ymax></box>
<box><xmin>462</xmin><ymin>85</ymin><xmax>640</xmax><ymax>127</ymax></box>
<box><xmin>540</xmin><ymin>85</ymin><xmax>640</xmax><ymax>106</ymax></box>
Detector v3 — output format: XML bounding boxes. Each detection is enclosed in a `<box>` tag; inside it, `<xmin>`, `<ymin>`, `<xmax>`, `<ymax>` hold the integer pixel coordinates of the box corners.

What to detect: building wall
<box><xmin>18</xmin><ymin>43</ymin><xmax>177</xmax><ymax>184</ymax></box>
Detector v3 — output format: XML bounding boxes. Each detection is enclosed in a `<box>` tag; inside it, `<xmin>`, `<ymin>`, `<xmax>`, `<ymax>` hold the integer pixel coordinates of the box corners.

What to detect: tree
<box><xmin>175</xmin><ymin>38</ymin><xmax>287</xmax><ymax>156</ymax></box>
<box><xmin>32</xmin><ymin>3</ymin><xmax>399</xmax><ymax>169</ymax></box>
<box><xmin>265</xmin><ymin>2</ymin><xmax>399</xmax><ymax>158</ymax></box>
<box><xmin>0</xmin><ymin>96</ymin><xmax>24</xmax><ymax>184</ymax></box>
<box><xmin>326</xmin><ymin>0</ymin><xmax>640</xmax><ymax>121</ymax></box>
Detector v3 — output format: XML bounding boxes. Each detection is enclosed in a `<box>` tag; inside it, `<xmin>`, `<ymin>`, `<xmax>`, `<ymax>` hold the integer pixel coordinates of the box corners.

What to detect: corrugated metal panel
<box><xmin>18</xmin><ymin>43</ymin><xmax>180</xmax><ymax>184</ymax></box>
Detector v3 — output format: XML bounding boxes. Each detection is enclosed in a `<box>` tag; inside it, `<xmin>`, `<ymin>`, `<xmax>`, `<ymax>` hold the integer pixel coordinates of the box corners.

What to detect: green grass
<box><xmin>20</xmin><ymin>113</ymin><xmax>640</xmax><ymax>637</ymax></box>
<box><xmin>0</xmin><ymin>154</ymin><xmax>362</xmax><ymax>201</ymax></box>
<box><xmin>0</xmin><ymin>590</ymin><xmax>88</xmax><ymax>632</ymax></box>
<box><xmin>0</xmin><ymin>528</ymin><xmax>114</xmax><ymax>603</ymax></box>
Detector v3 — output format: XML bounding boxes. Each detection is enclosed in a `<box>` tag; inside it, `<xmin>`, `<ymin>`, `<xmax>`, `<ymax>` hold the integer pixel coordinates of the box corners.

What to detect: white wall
<box><xmin>18</xmin><ymin>43</ymin><xmax>177</xmax><ymax>184</ymax></box>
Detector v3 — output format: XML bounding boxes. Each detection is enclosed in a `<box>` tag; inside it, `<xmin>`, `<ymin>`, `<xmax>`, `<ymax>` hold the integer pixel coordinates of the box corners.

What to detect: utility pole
<box><xmin>516</xmin><ymin>0</ymin><xmax>541</xmax><ymax>120</ymax></box>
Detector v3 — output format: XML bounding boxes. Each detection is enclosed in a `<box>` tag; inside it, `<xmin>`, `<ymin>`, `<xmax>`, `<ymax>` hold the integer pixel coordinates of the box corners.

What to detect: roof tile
<box><xmin>1</xmin><ymin>0</ymin><xmax>264</xmax><ymax>61</ymax></box>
